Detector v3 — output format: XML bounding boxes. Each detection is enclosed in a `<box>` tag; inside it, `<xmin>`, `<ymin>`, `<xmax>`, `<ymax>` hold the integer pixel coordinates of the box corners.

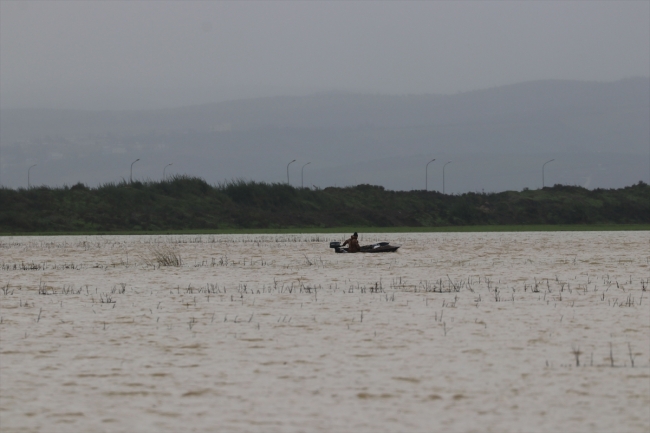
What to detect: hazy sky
<box><xmin>1</xmin><ymin>0</ymin><xmax>649</xmax><ymax>110</ymax></box>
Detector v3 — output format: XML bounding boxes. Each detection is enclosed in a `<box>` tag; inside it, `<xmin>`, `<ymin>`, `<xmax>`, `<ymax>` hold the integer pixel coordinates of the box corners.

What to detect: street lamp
<box><xmin>425</xmin><ymin>159</ymin><xmax>435</xmax><ymax>191</ymax></box>
<box><xmin>301</xmin><ymin>162</ymin><xmax>311</xmax><ymax>188</ymax></box>
<box><xmin>443</xmin><ymin>161</ymin><xmax>452</xmax><ymax>194</ymax></box>
<box><xmin>542</xmin><ymin>159</ymin><xmax>555</xmax><ymax>188</ymax></box>
<box><xmin>130</xmin><ymin>158</ymin><xmax>140</xmax><ymax>183</ymax></box>
<box><xmin>28</xmin><ymin>164</ymin><xmax>36</xmax><ymax>189</ymax></box>
<box><xmin>163</xmin><ymin>163</ymin><xmax>172</xmax><ymax>181</ymax></box>
<box><xmin>286</xmin><ymin>159</ymin><xmax>296</xmax><ymax>185</ymax></box>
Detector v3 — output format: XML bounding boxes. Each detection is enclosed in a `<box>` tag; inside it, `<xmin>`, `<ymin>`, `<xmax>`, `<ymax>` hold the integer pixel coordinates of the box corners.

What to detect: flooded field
<box><xmin>1</xmin><ymin>232</ymin><xmax>649</xmax><ymax>433</ymax></box>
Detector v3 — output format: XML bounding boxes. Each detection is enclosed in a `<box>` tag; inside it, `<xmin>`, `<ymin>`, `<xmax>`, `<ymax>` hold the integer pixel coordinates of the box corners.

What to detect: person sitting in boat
<box><xmin>342</xmin><ymin>232</ymin><xmax>361</xmax><ymax>253</ymax></box>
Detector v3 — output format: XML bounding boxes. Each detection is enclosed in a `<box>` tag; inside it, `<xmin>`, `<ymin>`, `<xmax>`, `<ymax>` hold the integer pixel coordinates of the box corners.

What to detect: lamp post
<box><xmin>130</xmin><ymin>158</ymin><xmax>140</xmax><ymax>183</ymax></box>
<box><xmin>542</xmin><ymin>159</ymin><xmax>555</xmax><ymax>188</ymax></box>
<box><xmin>163</xmin><ymin>163</ymin><xmax>172</xmax><ymax>181</ymax></box>
<box><xmin>443</xmin><ymin>161</ymin><xmax>451</xmax><ymax>194</ymax></box>
<box><xmin>286</xmin><ymin>159</ymin><xmax>296</xmax><ymax>185</ymax></box>
<box><xmin>28</xmin><ymin>164</ymin><xmax>36</xmax><ymax>189</ymax></box>
<box><xmin>301</xmin><ymin>162</ymin><xmax>311</xmax><ymax>188</ymax></box>
<box><xmin>425</xmin><ymin>159</ymin><xmax>435</xmax><ymax>191</ymax></box>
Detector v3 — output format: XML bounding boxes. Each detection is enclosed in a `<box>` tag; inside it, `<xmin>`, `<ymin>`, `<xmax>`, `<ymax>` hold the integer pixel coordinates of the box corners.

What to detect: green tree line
<box><xmin>1</xmin><ymin>176</ymin><xmax>648</xmax><ymax>233</ymax></box>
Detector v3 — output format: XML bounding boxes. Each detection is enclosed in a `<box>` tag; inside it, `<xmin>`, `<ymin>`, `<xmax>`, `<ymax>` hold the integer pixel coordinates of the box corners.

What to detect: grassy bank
<box><xmin>2</xmin><ymin>224</ymin><xmax>649</xmax><ymax>236</ymax></box>
<box><xmin>1</xmin><ymin>176</ymin><xmax>648</xmax><ymax>233</ymax></box>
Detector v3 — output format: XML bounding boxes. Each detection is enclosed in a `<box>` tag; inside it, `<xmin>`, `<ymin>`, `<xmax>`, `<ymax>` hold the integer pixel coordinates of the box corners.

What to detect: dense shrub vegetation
<box><xmin>1</xmin><ymin>176</ymin><xmax>648</xmax><ymax>232</ymax></box>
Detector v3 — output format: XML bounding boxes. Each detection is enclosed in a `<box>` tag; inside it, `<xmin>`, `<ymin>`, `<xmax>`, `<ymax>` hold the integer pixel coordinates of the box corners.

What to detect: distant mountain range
<box><xmin>1</xmin><ymin>77</ymin><xmax>648</xmax><ymax>191</ymax></box>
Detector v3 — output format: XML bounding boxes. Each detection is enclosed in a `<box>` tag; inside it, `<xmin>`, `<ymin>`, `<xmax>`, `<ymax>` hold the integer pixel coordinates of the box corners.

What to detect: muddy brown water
<box><xmin>1</xmin><ymin>232</ymin><xmax>649</xmax><ymax>432</ymax></box>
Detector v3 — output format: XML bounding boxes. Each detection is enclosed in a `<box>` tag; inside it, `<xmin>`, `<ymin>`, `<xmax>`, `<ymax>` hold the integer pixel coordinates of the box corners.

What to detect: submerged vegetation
<box><xmin>0</xmin><ymin>176</ymin><xmax>648</xmax><ymax>233</ymax></box>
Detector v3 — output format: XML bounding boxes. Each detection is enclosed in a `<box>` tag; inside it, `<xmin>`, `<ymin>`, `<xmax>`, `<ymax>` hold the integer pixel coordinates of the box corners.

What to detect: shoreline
<box><xmin>2</xmin><ymin>224</ymin><xmax>649</xmax><ymax>236</ymax></box>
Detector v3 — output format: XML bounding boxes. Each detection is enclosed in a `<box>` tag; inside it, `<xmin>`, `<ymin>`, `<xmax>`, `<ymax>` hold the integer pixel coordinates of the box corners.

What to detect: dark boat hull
<box><xmin>360</xmin><ymin>244</ymin><xmax>401</xmax><ymax>253</ymax></box>
<box><xmin>332</xmin><ymin>242</ymin><xmax>401</xmax><ymax>253</ymax></box>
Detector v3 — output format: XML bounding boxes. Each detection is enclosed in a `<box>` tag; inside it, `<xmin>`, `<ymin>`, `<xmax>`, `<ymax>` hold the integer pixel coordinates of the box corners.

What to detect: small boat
<box><xmin>329</xmin><ymin>241</ymin><xmax>401</xmax><ymax>253</ymax></box>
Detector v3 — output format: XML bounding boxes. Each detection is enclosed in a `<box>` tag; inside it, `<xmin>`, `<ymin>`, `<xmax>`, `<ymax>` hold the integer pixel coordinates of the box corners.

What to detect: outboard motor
<box><xmin>329</xmin><ymin>241</ymin><xmax>346</xmax><ymax>253</ymax></box>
